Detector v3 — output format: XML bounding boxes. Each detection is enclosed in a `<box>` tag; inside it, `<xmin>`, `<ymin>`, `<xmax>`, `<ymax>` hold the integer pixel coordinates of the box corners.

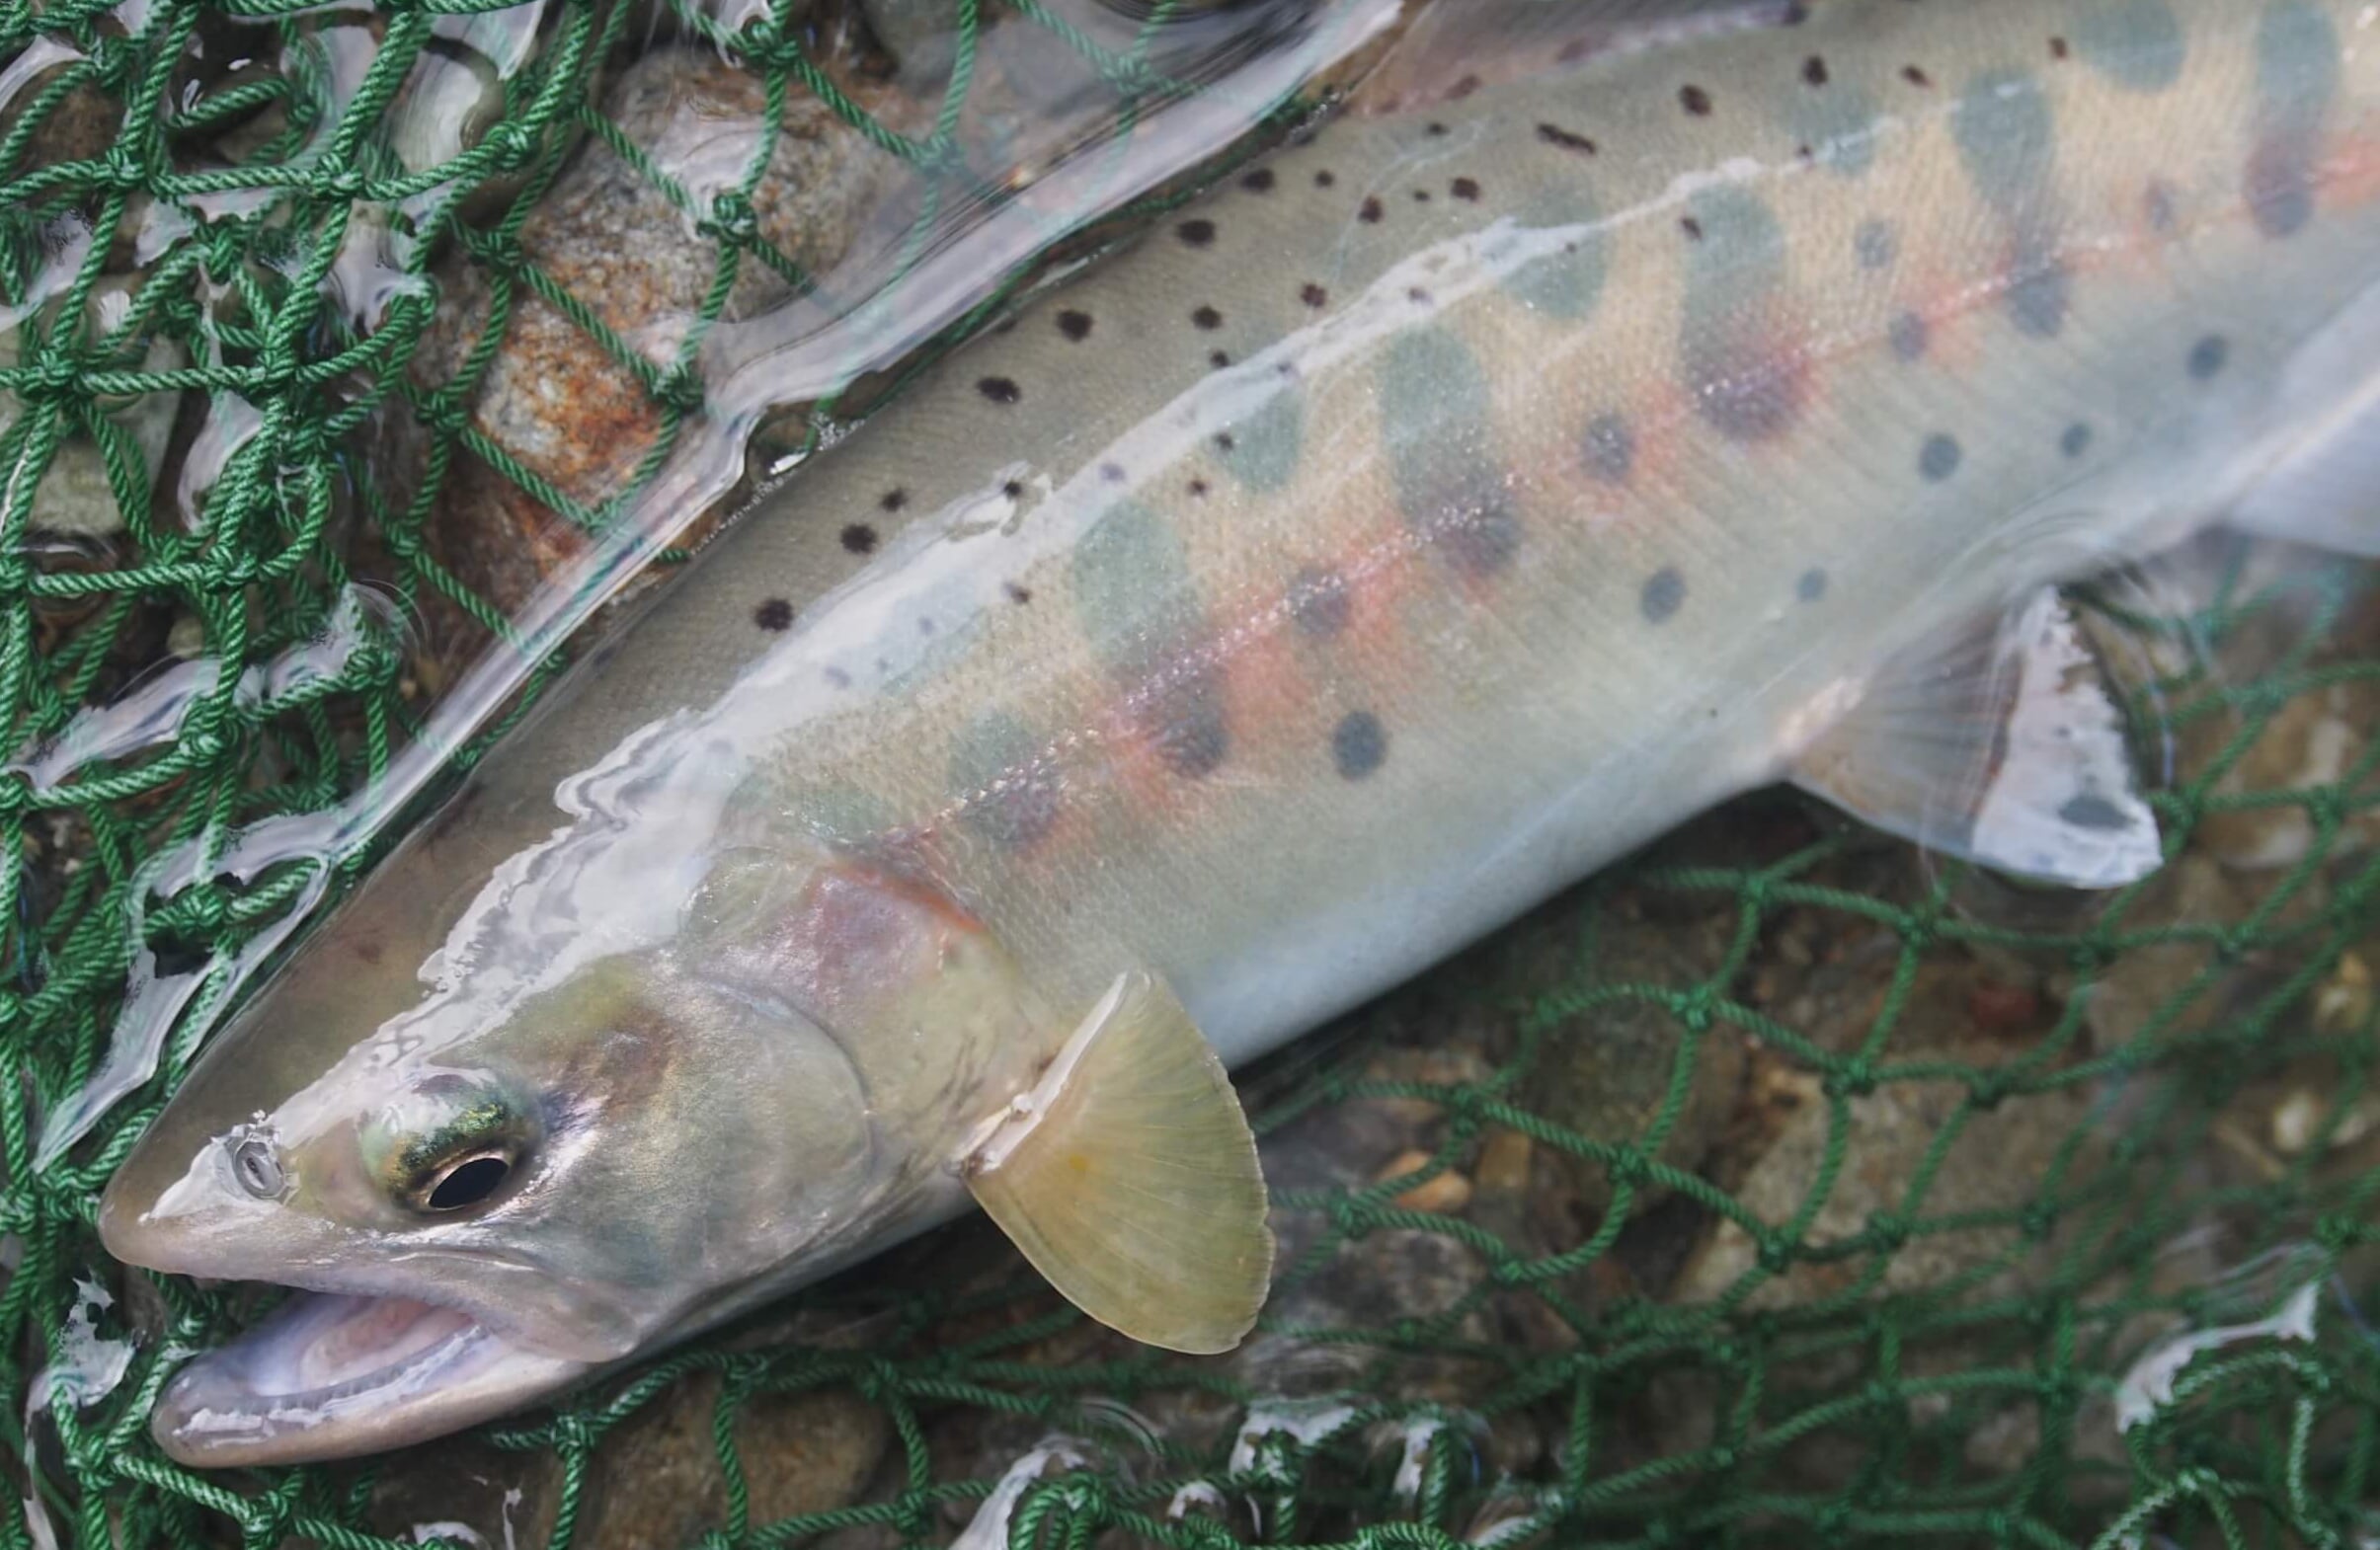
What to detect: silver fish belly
<box><xmin>100</xmin><ymin>0</ymin><xmax>2380</xmax><ymax>1465</ymax></box>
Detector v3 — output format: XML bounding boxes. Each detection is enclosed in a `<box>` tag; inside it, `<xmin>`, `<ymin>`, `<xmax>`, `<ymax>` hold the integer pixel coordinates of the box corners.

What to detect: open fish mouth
<box><xmin>151</xmin><ymin>1289</ymin><xmax>591</xmax><ymax>1467</ymax></box>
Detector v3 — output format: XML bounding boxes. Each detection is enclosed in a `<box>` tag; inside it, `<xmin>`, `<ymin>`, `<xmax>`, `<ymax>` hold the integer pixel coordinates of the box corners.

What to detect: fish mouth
<box><xmin>151</xmin><ymin>1289</ymin><xmax>591</xmax><ymax>1467</ymax></box>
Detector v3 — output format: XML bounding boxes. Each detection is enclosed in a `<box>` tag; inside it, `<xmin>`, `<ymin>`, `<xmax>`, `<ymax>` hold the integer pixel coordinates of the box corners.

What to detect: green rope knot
<box><xmin>702</xmin><ymin>193</ymin><xmax>759</xmax><ymax>248</ymax></box>
<box><xmin>1605</xmin><ymin>1149</ymin><xmax>1651</xmax><ymax>1189</ymax></box>
<box><xmin>311</xmin><ymin>164</ymin><xmax>368</xmax><ymax>202</ymax></box>
<box><xmin>1967</xmin><ymin>1073</ymin><xmax>2010</xmax><ymax>1111</ymax></box>
<box><xmin>658</xmin><ymin>364</ymin><xmax>706</xmax><ymax>416</ymax></box>
<box><xmin>485</xmin><ymin>120</ymin><xmax>541</xmax><ymax>171</ymax></box>
<box><xmin>1863</xmin><ymin>1211</ymin><xmax>1908</xmax><ymax>1252</ymax></box>
<box><xmin>99</xmin><ymin>141</ymin><xmax>146</xmax><ymax>193</ymax></box>
<box><xmin>21</xmin><ymin>351</ymin><xmax>85</xmax><ymax>404</ymax></box>
<box><xmin>1825</xmin><ymin>1059</ymin><xmax>1877</xmax><ymax>1100</ymax></box>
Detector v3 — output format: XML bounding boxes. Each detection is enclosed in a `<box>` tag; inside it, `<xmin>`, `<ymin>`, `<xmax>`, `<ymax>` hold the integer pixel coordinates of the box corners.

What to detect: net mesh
<box><xmin>4</xmin><ymin>2</ymin><xmax>2378</xmax><ymax>1548</ymax></box>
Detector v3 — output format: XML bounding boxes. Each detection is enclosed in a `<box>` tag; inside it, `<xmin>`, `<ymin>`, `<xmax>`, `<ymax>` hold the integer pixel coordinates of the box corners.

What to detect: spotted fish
<box><xmin>101</xmin><ymin>0</ymin><xmax>2380</xmax><ymax>1465</ymax></box>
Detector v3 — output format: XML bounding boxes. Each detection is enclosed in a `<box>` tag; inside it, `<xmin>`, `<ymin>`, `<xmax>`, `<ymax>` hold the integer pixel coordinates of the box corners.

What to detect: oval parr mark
<box><xmin>2248</xmin><ymin>2</ymin><xmax>2341</xmax><ymax>239</ymax></box>
<box><xmin>1920</xmin><ymin>432</ymin><xmax>1964</xmax><ymax>482</ymax></box>
<box><xmin>1379</xmin><ymin>328</ymin><xmax>1524</xmax><ymax>577</ymax></box>
<box><xmin>1679</xmin><ymin>188</ymin><xmax>1807</xmax><ymax>442</ymax></box>
<box><xmin>950</xmin><ymin>712</ymin><xmax>1061</xmax><ymax>850</ymax></box>
<box><xmin>2073</xmin><ymin>0</ymin><xmax>2186</xmax><ymax>92</ymax></box>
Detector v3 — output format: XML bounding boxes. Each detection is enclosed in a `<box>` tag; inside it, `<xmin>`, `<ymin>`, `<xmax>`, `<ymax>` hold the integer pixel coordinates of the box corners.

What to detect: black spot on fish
<box><xmin>1288</xmin><ymin>565</ymin><xmax>1350</xmax><ymax>638</ymax></box>
<box><xmin>1797</xmin><ymin>568</ymin><xmax>1828</xmax><ymax>603</ymax></box>
<box><xmin>1359</xmin><ymin>195</ymin><xmax>1385</xmax><ymax>222</ymax></box>
<box><xmin>2062</xmin><ymin>422</ymin><xmax>2094</xmax><ymax>458</ymax></box>
<box><xmin>1187</xmin><ymin>479</ymin><xmax>1210</xmax><ymax>498</ymax></box>
<box><xmin>1177</xmin><ymin>218</ymin><xmax>1217</xmax><ymax>247</ymax></box>
<box><xmin>978</xmin><ymin>376</ymin><xmax>1021</xmax><ymax>405</ymax></box>
<box><xmin>2050</xmin><ymin>36</ymin><xmax>2070</xmax><ymax>60</ymax></box>
<box><xmin>1001</xmin><ymin>479</ymin><xmax>1024</xmax><ymax>500</ymax></box>
<box><xmin>2188</xmin><ymin>334</ymin><xmax>2230</xmax><ymax>380</ymax></box>
<box><xmin>754</xmin><ymin>597</ymin><xmax>793</xmax><ymax>631</ymax></box>
<box><xmin>1411</xmin><ymin>189</ymin><xmax>1432</xmax><ymax>202</ymax></box>
<box><xmin>1583</xmin><ymin>414</ymin><xmax>1633</xmax><ymax>484</ymax></box>
<box><xmin>1209</xmin><ymin>350</ymin><xmax>1230</xmax><ymax>369</ymax></box>
<box><xmin>1681</xmin><ymin>84</ymin><xmax>1713</xmax><ymax>116</ymax></box>
<box><xmin>1100</xmin><ymin>462</ymin><xmax>1127</xmax><ymax>484</ymax></box>
<box><xmin>1301</xmin><ymin>282</ymin><xmax>1328</xmax><ymax>308</ymax></box>
<box><xmin>1920</xmin><ymin>433</ymin><xmax>1963</xmax><ymax>482</ymax></box>
<box><xmin>1332</xmin><ymin>711</ymin><xmax>1387</xmax><ymax>780</ymax></box>
<box><xmin>1314</xmin><ymin>169</ymin><xmax>1336</xmax><ymax>188</ymax></box>
<box><xmin>1903</xmin><ymin>64</ymin><xmax>1933</xmax><ymax>87</ymax></box>
<box><xmin>1213</xmin><ymin>431</ymin><xmax>1237</xmax><ymax>452</ymax></box>
<box><xmin>840</xmin><ymin>523</ymin><xmax>878</xmax><ymax>554</ymax></box>
<box><xmin>1642</xmin><ymin>567</ymin><xmax>1687</xmax><ymax>623</ymax></box>
<box><xmin>1057</xmin><ymin>310</ymin><xmax>1092</xmax><ymax>342</ymax></box>
<box><xmin>1240</xmin><ymin>168</ymin><xmax>1276</xmax><ymax>193</ymax></box>
<box><xmin>2060</xmin><ymin>793</ymin><xmax>2131</xmax><ymax>831</ymax></box>
<box><xmin>1889</xmin><ymin>311</ymin><xmax>1930</xmax><ymax>360</ymax></box>
<box><xmin>1537</xmin><ymin>122</ymin><xmax>1598</xmax><ymax>154</ymax></box>
<box><xmin>1004</xmin><ymin>581</ymin><xmax>1032</xmax><ymax>604</ymax></box>
<box><xmin>1148</xmin><ymin>672</ymin><xmax>1230</xmax><ymax>778</ymax></box>
<box><xmin>1804</xmin><ymin>54</ymin><xmax>1829</xmax><ymax>86</ymax></box>
<box><xmin>1451</xmin><ymin>177</ymin><xmax>1481</xmax><ymax>201</ymax></box>
<box><xmin>1680</xmin><ymin>216</ymin><xmax>1705</xmax><ymax>241</ymax></box>
<box><xmin>1192</xmin><ymin>304</ymin><xmax>1223</xmax><ymax>330</ymax></box>
<box><xmin>879</xmin><ymin>488</ymin><xmax>907</xmax><ymax>512</ymax></box>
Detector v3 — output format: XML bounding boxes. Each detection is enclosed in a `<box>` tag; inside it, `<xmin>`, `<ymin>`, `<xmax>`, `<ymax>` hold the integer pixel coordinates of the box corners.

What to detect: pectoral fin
<box><xmin>1791</xmin><ymin>586</ymin><xmax>2163</xmax><ymax>889</ymax></box>
<box><xmin>963</xmin><ymin>972</ymin><xmax>1272</xmax><ymax>1355</ymax></box>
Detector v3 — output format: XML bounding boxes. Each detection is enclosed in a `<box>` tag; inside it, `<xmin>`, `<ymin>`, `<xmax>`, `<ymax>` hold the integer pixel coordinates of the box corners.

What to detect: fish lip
<box><xmin>150</xmin><ymin>1289</ymin><xmax>592</xmax><ymax>1468</ymax></box>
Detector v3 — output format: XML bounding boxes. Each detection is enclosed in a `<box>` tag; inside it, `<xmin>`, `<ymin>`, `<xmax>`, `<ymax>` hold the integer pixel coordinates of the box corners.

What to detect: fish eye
<box><xmin>377</xmin><ymin>1081</ymin><xmax>537</xmax><ymax>1216</ymax></box>
<box><xmin>414</xmin><ymin>1149</ymin><xmax>516</xmax><ymax>1213</ymax></box>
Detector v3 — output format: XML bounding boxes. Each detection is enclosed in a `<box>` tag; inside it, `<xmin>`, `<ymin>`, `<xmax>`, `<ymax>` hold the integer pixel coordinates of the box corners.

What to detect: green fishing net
<box><xmin>4</xmin><ymin>2</ymin><xmax>2377</xmax><ymax>1547</ymax></box>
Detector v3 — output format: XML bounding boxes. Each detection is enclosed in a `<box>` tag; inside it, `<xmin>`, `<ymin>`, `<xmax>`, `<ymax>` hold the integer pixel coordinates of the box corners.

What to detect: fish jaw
<box><xmin>144</xmin><ymin>1289</ymin><xmax>589</xmax><ymax>1467</ymax></box>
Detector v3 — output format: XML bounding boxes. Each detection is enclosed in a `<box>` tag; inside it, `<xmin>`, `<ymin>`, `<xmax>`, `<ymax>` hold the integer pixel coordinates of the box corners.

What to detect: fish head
<box><xmin>93</xmin><ymin>845</ymin><xmax>989</xmax><ymax>1465</ymax></box>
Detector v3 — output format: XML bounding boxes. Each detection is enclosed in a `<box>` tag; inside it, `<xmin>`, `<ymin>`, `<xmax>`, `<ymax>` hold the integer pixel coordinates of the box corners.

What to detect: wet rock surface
<box><xmin>388</xmin><ymin>40</ymin><xmax>907</xmax><ymax>653</ymax></box>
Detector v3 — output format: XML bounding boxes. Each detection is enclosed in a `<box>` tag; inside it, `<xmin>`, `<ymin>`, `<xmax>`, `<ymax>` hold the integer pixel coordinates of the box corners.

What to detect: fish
<box><xmin>98</xmin><ymin>0</ymin><xmax>2380</xmax><ymax>1466</ymax></box>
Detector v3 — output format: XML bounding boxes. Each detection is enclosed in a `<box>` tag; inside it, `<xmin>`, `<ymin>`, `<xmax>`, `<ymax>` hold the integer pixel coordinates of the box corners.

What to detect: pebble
<box><xmin>1377</xmin><ymin>1149</ymin><xmax>1472</xmax><ymax>1214</ymax></box>
<box><xmin>394</xmin><ymin>42</ymin><xmax>899</xmax><ymax>651</ymax></box>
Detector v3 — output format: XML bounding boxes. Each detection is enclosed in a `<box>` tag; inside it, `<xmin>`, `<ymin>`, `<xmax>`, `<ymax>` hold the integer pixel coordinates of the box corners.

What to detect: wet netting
<box><xmin>4</xmin><ymin>1</ymin><xmax>2379</xmax><ymax>1547</ymax></box>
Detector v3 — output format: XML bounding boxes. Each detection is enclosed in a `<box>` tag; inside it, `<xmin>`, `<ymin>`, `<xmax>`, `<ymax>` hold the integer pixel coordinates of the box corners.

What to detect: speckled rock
<box><xmin>2079</xmin><ymin>855</ymin><xmax>2252</xmax><ymax>1054</ymax></box>
<box><xmin>576</xmin><ymin>1375</ymin><xmax>889</xmax><ymax>1548</ymax></box>
<box><xmin>1526</xmin><ymin>901</ymin><xmax>1746</xmax><ymax>1228</ymax></box>
<box><xmin>2190</xmin><ymin>676</ymin><xmax>2380</xmax><ymax>870</ymax></box>
<box><xmin>396</xmin><ymin>42</ymin><xmax>902</xmax><ymax>649</ymax></box>
<box><xmin>1670</xmin><ymin>1038</ymin><xmax>2098</xmax><ymax>1311</ymax></box>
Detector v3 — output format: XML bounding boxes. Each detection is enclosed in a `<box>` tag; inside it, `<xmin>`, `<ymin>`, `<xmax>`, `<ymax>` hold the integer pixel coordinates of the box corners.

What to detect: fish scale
<box><xmin>96</xmin><ymin>0</ymin><xmax>2380</xmax><ymax>1466</ymax></box>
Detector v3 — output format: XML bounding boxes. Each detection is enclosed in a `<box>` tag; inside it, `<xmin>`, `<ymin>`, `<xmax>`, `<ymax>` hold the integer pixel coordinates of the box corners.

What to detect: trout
<box><xmin>100</xmin><ymin>0</ymin><xmax>2380</xmax><ymax>1465</ymax></box>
